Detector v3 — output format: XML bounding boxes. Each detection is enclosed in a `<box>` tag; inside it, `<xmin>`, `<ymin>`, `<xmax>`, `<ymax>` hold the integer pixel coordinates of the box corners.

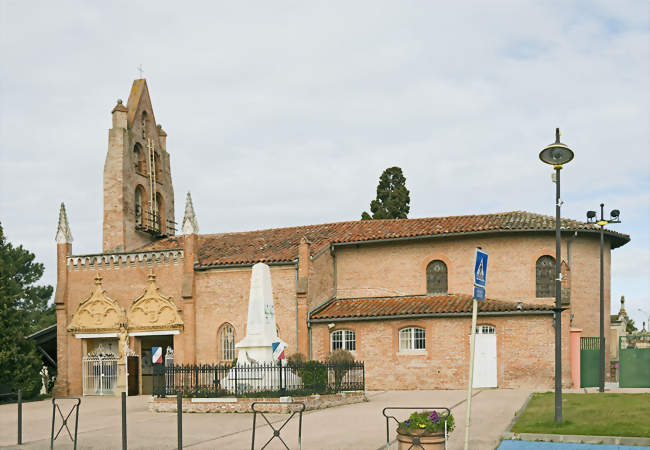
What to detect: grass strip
<box><xmin>511</xmin><ymin>392</ymin><xmax>650</xmax><ymax>438</ymax></box>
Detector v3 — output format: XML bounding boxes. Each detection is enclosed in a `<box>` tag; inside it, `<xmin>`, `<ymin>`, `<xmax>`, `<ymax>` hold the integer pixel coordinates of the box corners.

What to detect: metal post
<box><xmin>463</xmin><ymin>298</ymin><xmax>478</xmax><ymax>450</ymax></box>
<box><xmin>121</xmin><ymin>391</ymin><xmax>127</xmax><ymax>450</ymax></box>
<box><xmin>177</xmin><ymin>392</ymin><xmax>182</xmax><ymax>449</ymax></box>
<box><xmin>50</xmin><ymin>398</ymin><xmax>55</xmax><ymax>450</ymax></box>
<box><xmin>17</xmin><ymin>389</ymin><xmax>22</xmax><ymax>445</ymax></box>
<box><xmin>554</xmin><ymin>165</ymin><xmax>563</xmax><ymax>423</ymax></box>
<box><xmin>73</xmin><ymin>401</ymin><xmax>79</xmax><ymax>450</ymax></box>
<box><xmin>599</xmin><ymin>203</ymin><xmax>605</xmax><ymax>393</ymax></box>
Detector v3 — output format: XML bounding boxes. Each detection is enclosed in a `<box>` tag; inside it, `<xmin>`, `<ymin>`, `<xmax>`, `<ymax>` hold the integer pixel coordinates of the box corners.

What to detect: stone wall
<box><xmin>149</xmin><ymin>391</ymin><xmax>366</xmax><ymax>413</ymax></box>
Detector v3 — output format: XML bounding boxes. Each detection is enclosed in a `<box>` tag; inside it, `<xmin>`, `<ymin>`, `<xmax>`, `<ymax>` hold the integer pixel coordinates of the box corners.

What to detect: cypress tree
<box><xmin>361</xmin><ymin>167</ymin><xmax>411</xmax><ymax>220</ymax></box>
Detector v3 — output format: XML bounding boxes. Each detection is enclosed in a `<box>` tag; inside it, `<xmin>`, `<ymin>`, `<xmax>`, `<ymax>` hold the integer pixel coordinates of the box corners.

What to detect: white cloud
<box><xmin>0</xmin><ymin>1</ymin><xmax>648</xmax><ymax>312</ymax></box>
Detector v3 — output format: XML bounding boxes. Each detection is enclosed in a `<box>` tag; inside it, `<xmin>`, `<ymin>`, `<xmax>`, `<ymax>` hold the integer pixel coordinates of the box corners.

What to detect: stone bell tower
<box><xmin>103</xmin><ymin>79</ymin><xmax>175</xmax><ymax>253</ymax></box>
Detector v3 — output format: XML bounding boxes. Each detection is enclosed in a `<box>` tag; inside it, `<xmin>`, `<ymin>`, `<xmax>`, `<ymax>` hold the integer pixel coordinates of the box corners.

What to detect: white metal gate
<box><xmin>82</xmin><ymin>356</ymin><xmax>118</xmax><ymax>395</ymax></box>
<box><xmin>472</xmin><ymin>325</ymin><xmax>498</xmax><ymax>388</ymax></box>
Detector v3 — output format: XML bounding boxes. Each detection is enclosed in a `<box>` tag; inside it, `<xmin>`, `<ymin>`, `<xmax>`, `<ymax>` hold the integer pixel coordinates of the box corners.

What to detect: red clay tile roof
<box><xmin>310</xmin><ymin>294</ymin><xmax>553</xmax><ymax>321</ymax></box>
<box><xmin>137</xmin><ymin>211</ymin><xmax>629</xmax><ymax>267</ymax></box>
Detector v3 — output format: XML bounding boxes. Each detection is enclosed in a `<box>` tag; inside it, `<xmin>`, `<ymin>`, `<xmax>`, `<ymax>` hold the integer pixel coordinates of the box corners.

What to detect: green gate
<box><xmin>580</xmin><ymin>337</ymin><xmax>600</xmax><ymax>388</ymax></box>
<box><xmin>619</xmin><ymin>334</ymin><xmax>650</xmax><ymax>388</ymax></box>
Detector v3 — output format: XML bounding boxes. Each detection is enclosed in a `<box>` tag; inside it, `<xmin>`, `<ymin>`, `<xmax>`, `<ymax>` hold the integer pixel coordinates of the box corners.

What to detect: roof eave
<box><xmin>194</xmin><ymin>259</ymin><xmax>298</xmax><ymax>271</ymax></box>
<box><xmin>331</xmin><ymin>228</ymin><xmax>629</xmax><ymax>249</ymax></box>
<box><xmin>310</xmin><ymin>310</ymin><xmax>554</xmax><ymax>322</ymax></box>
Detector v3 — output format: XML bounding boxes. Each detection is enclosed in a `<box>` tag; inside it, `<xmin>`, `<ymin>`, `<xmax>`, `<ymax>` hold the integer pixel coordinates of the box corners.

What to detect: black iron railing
<box><xmin>152</xmin><ymin>361</ymin><xmax>364</xmax><ymax>398</ymax></box>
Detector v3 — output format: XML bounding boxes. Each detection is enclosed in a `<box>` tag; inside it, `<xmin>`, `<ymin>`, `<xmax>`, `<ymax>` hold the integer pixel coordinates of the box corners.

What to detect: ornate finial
<box><xmin>112</xmin><ymin>99</ymin><xmax>127</xmax><ymax>113</ymax></box>
<box><xmin>55</xmin><ymin>202</ymin><xmax>73</xmax><ymax>244</ymax></box>
<box><xmin>181</xmin><ymin>192</ymin><xmax>199</xmax><ymax>235</ymax></box>
<box><xmin>94</xmin><ymin>273</ymin><xmax>103</xmax><ymax>285</ymax></box>
<box><xmin>148</xmin><ymin>270</ymin><xmax>156</xmax><ymax>283</ymax></box>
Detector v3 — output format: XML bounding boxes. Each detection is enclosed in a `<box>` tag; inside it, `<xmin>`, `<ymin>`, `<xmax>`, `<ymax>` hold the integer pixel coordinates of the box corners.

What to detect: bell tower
<box><xmin>103</xmin><ymin>79</ymin><xmax>175</xmax><ymax>253</ymax></box>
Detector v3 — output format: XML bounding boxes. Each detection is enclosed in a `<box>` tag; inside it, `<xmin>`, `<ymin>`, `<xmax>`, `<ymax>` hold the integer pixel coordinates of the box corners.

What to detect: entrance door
<box><xmin>139</xmin><ymin>335</ymin><xmax>174</xmax><ymax>395</ymax></box>
<box><xmin>472</xmin><ymin>325</ymin><xmax>497</xmax><ymax>388</ymax></box>
<box><xmin>128</xmin><ymin>356</ymin><xmax>139</xmax><ymax>395</ymax></box>
<box><xmin>580</xmin><ymin>337</ymin><xmax>600</xmax><ymax>387</ymax></box>
<box><xmin>82</xmin><ymin>356</ymin><xmax>118</xmax><ymax>395</ymax></box>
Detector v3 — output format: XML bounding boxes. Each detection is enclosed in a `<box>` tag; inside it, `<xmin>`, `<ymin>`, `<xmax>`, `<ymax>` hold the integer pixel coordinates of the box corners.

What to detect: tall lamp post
<box><xmin>539</xmin><ymin>128</ymin><xmax>574</xmax><ymax>424</ymax></box>
<box><xmin>586</xmin><ymin>204</ymin><xmax>621</xmax><ymax>393</ymax></box>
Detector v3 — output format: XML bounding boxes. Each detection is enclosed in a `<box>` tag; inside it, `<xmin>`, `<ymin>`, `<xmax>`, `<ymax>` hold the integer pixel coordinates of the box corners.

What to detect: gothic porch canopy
<box><xmin>68</xmin><ymin>272</ymin><xmax>183</xmax><ymax>335</ymax></box>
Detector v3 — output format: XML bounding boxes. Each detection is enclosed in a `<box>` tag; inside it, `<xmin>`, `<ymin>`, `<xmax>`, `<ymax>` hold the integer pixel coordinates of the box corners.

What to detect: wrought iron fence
<box><xmin>152</xmin><ymin>361</ymin><xmax>364</xmax><ymax>397</ymax></box>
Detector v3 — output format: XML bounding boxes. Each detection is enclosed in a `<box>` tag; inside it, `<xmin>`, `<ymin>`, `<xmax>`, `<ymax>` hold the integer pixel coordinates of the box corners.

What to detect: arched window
<box><xmin>218</xmin><ymin>323</ymin><xmax>235</xmax><ymax>362</ymax></box>
<box><xmin>141</xmin><ymin>111</ymin><xmax>148</xmax><ymax>139</ymax></box>
<box><xmin>330</xmin><ymin>329</ymin><xmax>355</xmax><ymax>351</ymax></box>
<box><xmin>134</xmin><ymin>185</ymin><xmax>145</xmax><ymax>227</ymax></box>
<box><xmin>154</xmin><ymin>152</ymin><xmax>162</xmax><ymax>180</ymax></box>
<box><xmin>536</xmin><ymin>255</ymin><xmax>555</xmax><ymax>298</ymax></box>
<box><xmin>134</xmin><ymin>143</ymin><xmax>146</xmax><ymax>174</ymax></box>
<box><xmin>399</xmin><ymin>327</ymin><xmax>426</xmax><ymax>351</ymax></box>
<box><xmin>426</xmin><ymin>260</ymin><xmax>448</xmax><ymax>295</ymax></box>
<box><xmin>155</xmin><ymin>192</ymin><xmax>164</xmax><ymax>232</ymax></box>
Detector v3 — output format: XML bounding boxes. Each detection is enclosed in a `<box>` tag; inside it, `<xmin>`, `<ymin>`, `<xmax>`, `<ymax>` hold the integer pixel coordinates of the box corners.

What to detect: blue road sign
<box><xmin>473</xmin><ymin>249</ymin><xmax>488</xmax><ymax>300</ymax></box>
<box><xmin>474</xmin><ymin>249</ymin><xmax>488</xmax><ymax>287</ymax></box>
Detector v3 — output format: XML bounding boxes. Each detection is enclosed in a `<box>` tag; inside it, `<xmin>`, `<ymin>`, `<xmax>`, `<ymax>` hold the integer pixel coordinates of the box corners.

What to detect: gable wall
<box><xmin>60</xmin><ymin>256</ymin><xmax>184</xmax><ymax>395</ymax></box>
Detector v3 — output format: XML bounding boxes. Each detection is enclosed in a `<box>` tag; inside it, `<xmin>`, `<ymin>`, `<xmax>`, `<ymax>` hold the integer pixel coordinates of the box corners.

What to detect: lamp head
<box><xmin>586</xmin><ymin>210</ymin><xmax>597</xmax><ymax>222</ymax></box>
<box><xmin>539</xmin><ymin>128</ymin><xmax>574</xmax><ymax>166</ymax></box>
<box><xmin>610</xmin><ymin>209</ymin><xmax>620</xmax><ymax>219</ymax></box>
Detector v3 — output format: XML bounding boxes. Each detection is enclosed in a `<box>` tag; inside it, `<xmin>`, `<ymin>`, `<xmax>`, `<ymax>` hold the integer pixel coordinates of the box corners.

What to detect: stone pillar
<box><xmin>116</xmin><ymin>325</ymin><xmax>128</xmax><ymax>395</ymax></box>
<box><xmin>53</xmin><ymin>204</ymin><xmax>72</xmax><ymax>396</ymax></box>
<box><xmin>296</xmin><ymin>237</ymin><xmax>310</xmax><ymax>356</ymax></box>
<box><xmin>181</xmin><ymin>192</ymin><xmax>199</xmax><ymax>364</ymax></box>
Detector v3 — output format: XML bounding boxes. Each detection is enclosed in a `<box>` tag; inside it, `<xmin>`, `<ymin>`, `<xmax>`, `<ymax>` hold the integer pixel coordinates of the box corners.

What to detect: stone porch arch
<box><xmin>127</xmin><ymin>271</ymin><xmax>183</xmax><ymax>333</ymax></box>
<box><xmin>67</xmin><ymin>274</ymin><xmax>126</xmax><ymax>335</ymax></box>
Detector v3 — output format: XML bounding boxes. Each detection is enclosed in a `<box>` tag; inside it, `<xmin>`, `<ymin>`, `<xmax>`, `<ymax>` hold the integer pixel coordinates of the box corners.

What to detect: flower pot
<box><xmin>396</xmin><ymin>430</ymin><xmax>445</xmax><ymax>450</ymax></box>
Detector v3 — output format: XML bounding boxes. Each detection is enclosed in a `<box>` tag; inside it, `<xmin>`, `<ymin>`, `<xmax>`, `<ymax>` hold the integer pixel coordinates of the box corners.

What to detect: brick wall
<box><xmin>193</xmin><ymin>265</ymin><xmax>298</xmax><ymax>363</ymax></box>
<box><xmin>312</xmin><ymin>313</ymin><xmax>570</xmax><ymax>390</ymax></box>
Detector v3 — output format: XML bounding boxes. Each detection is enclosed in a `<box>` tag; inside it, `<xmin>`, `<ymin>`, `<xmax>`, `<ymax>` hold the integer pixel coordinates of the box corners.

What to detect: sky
<box><xmin>1</xmin><ymin>1</ymin><xmax>649</xmax><ymax>328</ymax></box>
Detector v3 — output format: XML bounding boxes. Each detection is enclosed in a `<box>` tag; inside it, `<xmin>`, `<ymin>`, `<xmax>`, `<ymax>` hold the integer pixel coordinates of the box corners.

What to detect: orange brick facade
<box><xmin>53</xmin><ymin>80</ymin><xmax>625</xmax><ymax>396</ymax></box>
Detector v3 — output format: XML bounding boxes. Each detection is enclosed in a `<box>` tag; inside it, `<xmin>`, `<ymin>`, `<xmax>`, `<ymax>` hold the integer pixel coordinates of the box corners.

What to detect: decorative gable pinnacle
<box><xmin>111</xmin><ymin>99</ymin><xmax>127</xmax><ymax>113</ymax></box>
<box><xmin>181</xmin><ymin>192</ymin><xmax>199</xmax><ymax>235</ymax></box>
<box><xmin>55</xmin><ymin>202</ymin><xmax>73</xmax><ymax>244</ymax></box>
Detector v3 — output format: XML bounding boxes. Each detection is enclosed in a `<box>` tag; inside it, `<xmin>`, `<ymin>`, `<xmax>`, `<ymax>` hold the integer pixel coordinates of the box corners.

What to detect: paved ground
<box><xmin>0</xmin><ymin>389</ymin><xmax>531</xmax><ymax>449</ymax></box>
<box><xmin>498</xmin><ymin>442</ymin><xmax>645</xmax><ymax>450</ymax></box>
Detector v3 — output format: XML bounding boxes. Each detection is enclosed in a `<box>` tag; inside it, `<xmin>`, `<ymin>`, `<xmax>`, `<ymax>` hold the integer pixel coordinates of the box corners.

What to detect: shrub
<box><xmin>297</xmin><ymin>361</ymin><xmax>327</xmax><ymax>392</ymax></box>
<box><xmin>287</xmin><ymin>352</ymin><xmax>306</xmax><ymax>368</ymax></box>
<box><xmin>326</xmin><ymin>349</ymin><xmax>355</xmax><ymax>391</ymax></box>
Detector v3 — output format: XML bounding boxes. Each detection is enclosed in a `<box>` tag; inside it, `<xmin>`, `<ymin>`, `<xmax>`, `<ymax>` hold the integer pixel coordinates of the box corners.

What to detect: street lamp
<box><xmin>539</xmin><ymin>128</ymin><xmax>574</xmax><ymax>424</ymax></box>
<box><xmin>587</xmin><ymin>205</ymin><xmax>621</xmax><ymax>393</ymax></box>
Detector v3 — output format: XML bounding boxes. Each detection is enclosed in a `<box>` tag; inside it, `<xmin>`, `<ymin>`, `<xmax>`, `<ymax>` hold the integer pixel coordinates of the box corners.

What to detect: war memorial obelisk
<box><xmin>222</xmin><ymin>263</ymin><xmax>298</xmax><ymax>393</ymax></box>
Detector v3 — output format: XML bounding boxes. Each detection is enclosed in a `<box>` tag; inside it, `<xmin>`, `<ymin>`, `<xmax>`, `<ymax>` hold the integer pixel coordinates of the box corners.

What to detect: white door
<box><xmin>472</xmin><ymin>325</ymin><xmax>497</xmax><ymax>388</ymax></box>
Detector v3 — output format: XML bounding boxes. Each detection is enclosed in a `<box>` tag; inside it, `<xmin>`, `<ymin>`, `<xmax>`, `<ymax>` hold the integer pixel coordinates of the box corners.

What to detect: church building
<box><xmin>52</xmin><ymin>79</ymin><xmax>630</xmax><ymax>396</ymax></box>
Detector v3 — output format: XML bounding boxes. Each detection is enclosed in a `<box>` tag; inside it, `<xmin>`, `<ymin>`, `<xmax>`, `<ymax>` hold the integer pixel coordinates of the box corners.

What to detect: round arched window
<box><xmin>426</xmin><ymin>260</ymin><xmax>448</xmax><ymax>294</ymax></box>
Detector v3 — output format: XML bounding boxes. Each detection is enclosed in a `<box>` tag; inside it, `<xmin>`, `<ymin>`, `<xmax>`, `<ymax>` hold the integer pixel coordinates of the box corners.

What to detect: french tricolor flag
<box><xmin>272</xmin><ymin>341</ymin><xmax>287</xmax><ymax>361</ymax></box>
<box><xmin>152</xmin><ymin>346</ymin><xmax>163</xmax><ymax>364</ymax></box>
